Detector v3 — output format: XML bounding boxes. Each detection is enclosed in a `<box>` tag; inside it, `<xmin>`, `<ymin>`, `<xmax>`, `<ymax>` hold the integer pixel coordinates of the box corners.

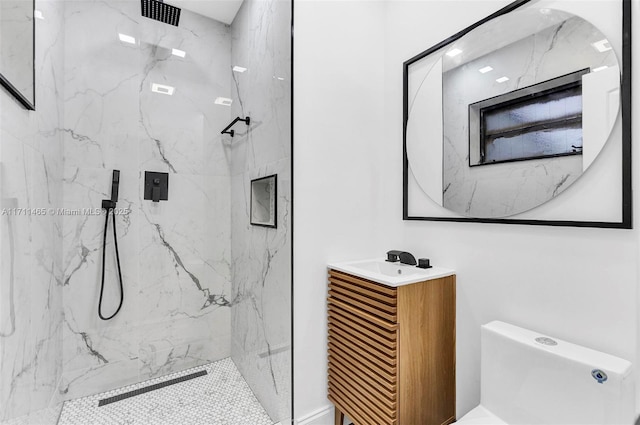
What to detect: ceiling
<box><xmin>170</xmin><ymin>0</ymin><xmax>244</xmax><ymax>25</ymax></box>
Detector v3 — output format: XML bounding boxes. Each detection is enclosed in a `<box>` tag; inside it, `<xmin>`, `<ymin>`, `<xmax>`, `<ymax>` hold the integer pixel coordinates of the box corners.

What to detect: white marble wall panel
<box><xmin>442</xmin><ymin>17</ymin><xmax>618</xmax><ymax>217</ymax></box>
<box><xmin>0</xmin><ymin>0</ymin><xmax>65</xmax><ymax>423</ymax></box>
<box><xmin>230</xmin><ymin>0</ymin><xmax>292</xmax><ymax>422</ymax></box>
<box><xmin>60</xmin><ymin>1</ymin><xmax>233</xmax><ymax>400</ymax></box>
<box><xmin>231</xmin><ymin>162</ymin><xmax>291</xmax><ymax>423</ymax></box>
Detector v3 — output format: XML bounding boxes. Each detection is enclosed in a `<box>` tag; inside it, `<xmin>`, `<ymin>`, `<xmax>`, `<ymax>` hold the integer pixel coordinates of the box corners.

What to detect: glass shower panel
<box><xmin>229</xmin><ymin>0</ymin><xmax>292</xmax><ymax>421</ymax></box>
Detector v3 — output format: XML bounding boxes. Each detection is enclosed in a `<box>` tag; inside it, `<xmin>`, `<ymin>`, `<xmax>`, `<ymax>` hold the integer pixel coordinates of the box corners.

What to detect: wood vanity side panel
<box><xmin>397</xmin><ymin>275</ymin><xmax>456</xmax><ymax>425</ymax></box>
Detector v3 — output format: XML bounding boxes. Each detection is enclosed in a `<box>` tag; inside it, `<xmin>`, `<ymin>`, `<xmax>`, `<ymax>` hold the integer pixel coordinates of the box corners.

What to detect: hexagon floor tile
<box><xmin>57</xmin><ymin>357</ymin><xmax>273</xmax><ymax>425</ymax></box>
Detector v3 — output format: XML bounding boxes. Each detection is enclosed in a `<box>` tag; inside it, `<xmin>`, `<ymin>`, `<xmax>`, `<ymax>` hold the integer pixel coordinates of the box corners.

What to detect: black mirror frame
<box><xmin>402</xmin><ymin>0</ymin><xmax>631</xmax><ymax>229</ymax></box>
<box><xmin>0</xmin><ymin>0</ymin><xmax>36</xmax><ymax>111</ymax></box>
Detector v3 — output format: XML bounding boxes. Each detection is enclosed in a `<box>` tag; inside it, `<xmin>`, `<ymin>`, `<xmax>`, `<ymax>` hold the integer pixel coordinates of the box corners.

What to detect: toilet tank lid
<box><xmin>483</xmin><ymin>321</ymin><xmax>632</xmax><ymax>378</ymax></box>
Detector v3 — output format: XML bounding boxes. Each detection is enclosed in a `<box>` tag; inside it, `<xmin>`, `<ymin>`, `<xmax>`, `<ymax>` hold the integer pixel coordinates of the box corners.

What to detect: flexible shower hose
<box><xmin>98</xmin><ymin>207</ymin><xmax>124</xmax><ymax>320</ymax></box>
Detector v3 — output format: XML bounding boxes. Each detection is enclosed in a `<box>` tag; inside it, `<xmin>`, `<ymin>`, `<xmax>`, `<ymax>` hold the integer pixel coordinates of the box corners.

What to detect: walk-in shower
<box><xmin>0</xmin><ymin>0</ymin><xmax>292</xmax><ymax>424</ymax></box>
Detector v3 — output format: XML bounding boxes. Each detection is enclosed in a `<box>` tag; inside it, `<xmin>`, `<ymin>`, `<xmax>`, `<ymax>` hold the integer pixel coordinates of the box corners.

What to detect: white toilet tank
<box><xmin>480</xmin><ymin>321</ymin><xmax>634</xmax><ymax>425</ymax></box>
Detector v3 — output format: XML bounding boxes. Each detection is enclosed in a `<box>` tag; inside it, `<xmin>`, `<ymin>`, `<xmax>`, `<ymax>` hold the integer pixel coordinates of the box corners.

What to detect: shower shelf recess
<box><xmin>250</xmin><ymin>174</ymin><xmax>277</xmax><ymax>228</ymax></box>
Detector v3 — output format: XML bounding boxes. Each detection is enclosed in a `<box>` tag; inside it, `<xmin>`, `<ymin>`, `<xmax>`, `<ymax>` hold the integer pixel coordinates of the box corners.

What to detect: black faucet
<box><xmin>386</xmin><ymin>250</ymin><xmax>417</xmax><ymax>266</ymax></box>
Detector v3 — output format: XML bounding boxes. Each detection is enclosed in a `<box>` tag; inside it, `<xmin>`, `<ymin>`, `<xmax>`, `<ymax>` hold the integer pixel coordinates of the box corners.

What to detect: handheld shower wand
<box><xmin>111</xmin><ymin>170</ymin><xmax>119</xmax><ymax>204</ymax></box>
<box><xmin>99</xmin><ymin>170</ymin><xmax>124</xmax><ymax>320</ymax></box>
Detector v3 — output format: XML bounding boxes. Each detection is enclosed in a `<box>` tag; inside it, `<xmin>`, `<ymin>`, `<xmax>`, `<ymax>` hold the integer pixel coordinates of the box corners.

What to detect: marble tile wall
<box><xmin>229</xmin><ymin>0</ymin><xmax>292</xmax><ymax>422</ymax></box>
<box><xmin>60</xmin><ymin>1</ymin><xmax>234</xmax><ymax>400</ymax></box>
<box><xmin>0</xmin><ymin>1</ymin><xmax>292</xmax><ymax>421</ymax></box>
<box><xmin>442</xmin><ymin>17</ymin><xmax>618</xmax><ymax>217</ymax></box>
<box><xmin>0</xmin><ymin>0</ymin><xmax>65</xmax><ymax>423</ymax></box>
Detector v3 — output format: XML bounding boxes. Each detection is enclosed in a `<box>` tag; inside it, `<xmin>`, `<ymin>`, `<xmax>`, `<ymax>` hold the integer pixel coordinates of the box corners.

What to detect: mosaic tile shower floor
<box><xmin>57</xmin><ymin>358</ymin><xmax>274</xmax><ymax>425</ymax></box>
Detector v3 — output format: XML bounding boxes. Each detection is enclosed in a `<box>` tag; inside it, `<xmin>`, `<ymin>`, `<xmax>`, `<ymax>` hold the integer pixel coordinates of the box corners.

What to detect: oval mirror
<box><xmin>406</xmin><ymin>5</ymin><xmax>621</xmax><ymax>218</ymax></box>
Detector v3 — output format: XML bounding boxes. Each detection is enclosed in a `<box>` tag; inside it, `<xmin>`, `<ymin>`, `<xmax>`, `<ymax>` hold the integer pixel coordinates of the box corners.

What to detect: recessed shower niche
<box><xmin>250</xmin><ymin>174</ymin><xmax>277</xmax><ymax>228</ymax></box>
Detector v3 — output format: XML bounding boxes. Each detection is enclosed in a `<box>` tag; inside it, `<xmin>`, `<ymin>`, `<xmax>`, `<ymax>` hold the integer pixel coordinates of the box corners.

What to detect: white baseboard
<box><xmin>296</xmin><ymin>405</ymin><xmax>334</xmax><ymax>425</ymax></box>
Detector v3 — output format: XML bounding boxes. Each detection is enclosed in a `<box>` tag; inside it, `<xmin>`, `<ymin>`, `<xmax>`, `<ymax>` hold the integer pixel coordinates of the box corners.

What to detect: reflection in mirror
<box><xmin>0</xmin><ymin>0</ymin><xmax>35</xmax><ymax>109</ymax></box>
<box><xmin>406</xmin><ymin>4</ymin><xmax>621</xmax><ymax>218</ymax></box>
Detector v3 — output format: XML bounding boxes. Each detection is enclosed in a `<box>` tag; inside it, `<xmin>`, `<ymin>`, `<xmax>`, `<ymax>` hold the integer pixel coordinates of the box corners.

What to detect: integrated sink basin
<box><xmin>328</xmin><ymin>258</ymin><xmax>455</xmax><ymax>287</ymax></box>
<box><xmin>352</xmin><ymin>260</ymin><xmax>425</xmax><ymax>277</ymax></box>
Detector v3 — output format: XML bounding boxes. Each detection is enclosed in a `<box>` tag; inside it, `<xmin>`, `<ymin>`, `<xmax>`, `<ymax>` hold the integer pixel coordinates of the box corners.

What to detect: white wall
<box><xmin>294</xmin><ymin>1</ymin><xmax>391</xmax><ymax>420</ymax></box>
<box><xmin>294</xmin><ymin>0</ymin><xmax>639</xmax><ymax>422</ymax></box>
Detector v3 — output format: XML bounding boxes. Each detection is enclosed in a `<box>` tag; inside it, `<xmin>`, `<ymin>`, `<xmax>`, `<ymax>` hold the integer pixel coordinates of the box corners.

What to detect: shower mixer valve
<box><xmin>144</xmin><ymin>171</ymin><xmax>169</xmax><ymax>203</ymax></box>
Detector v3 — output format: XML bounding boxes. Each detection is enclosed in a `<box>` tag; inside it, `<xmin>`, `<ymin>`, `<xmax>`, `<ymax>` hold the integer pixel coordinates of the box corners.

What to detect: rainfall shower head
<box><xmin>141</xmin><ymin>0</ymin><xmax>181</xmax><ymax>27</ymax></box>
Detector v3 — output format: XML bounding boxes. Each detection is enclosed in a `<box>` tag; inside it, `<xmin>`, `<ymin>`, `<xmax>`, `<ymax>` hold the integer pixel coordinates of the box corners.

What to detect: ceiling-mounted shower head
<box><xmin>141</xmin><ymin>0</ymin><xmax>181</xmax><ymax>27</ymax></box>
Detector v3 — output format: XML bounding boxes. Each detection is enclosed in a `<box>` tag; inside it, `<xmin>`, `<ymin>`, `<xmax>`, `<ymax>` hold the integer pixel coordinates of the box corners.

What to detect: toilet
<box><xmin>457</xmin><ymin>321</ymin><xmax>634</xmax><ymax>425</ymax></box>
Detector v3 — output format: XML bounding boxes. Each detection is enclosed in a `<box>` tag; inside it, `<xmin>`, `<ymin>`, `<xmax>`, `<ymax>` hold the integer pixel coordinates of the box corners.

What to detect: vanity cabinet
<box><xmin>327</xmin><ymin>269</ymin><xmax>456</xmax><ymax>425</ymax></box>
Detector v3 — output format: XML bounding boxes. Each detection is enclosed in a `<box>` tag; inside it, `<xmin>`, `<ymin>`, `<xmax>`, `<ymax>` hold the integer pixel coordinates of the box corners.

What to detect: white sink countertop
<box><xmin>328</xmin><ymin>258</ymin><xmax>455</xmax><ymax>287</ymax></box>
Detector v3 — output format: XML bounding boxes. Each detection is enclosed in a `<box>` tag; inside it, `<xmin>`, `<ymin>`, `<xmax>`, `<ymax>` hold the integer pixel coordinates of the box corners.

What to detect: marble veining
<box><xmin>230</xmin><ymin>0</ymin><xmax>292</xmax><ymax>422</ymax></box>
<box><xmin>442</xmin><ymin>16</ymin><xmax>618</xmax><ymax>217</ymax></box>
<box><xmin>1</xmin><ymin>0</ymin><xmax>292</xmax><ymax>422</ymax></box>
<box><xmin>0</xmin><ymin>0</ymin><xmax>65</xmax><ymax>423</ymax></box>
<box><xmin>60</xmin><ymin>0</ymin><xmax>233</xmax><ymax>401</ymax></box>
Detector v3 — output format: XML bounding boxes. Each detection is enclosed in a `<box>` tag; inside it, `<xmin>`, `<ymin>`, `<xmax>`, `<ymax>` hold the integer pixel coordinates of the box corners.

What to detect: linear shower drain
<box><xmin>98</xmin><ymin>370</ymin><xmax>208</xmax><ymax>406</ymax></box>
